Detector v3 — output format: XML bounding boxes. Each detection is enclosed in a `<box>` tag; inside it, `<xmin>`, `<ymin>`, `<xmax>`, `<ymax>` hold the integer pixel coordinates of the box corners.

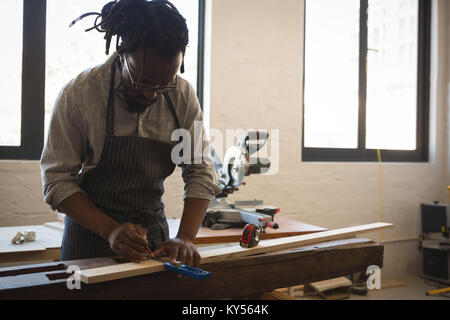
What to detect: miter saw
<box><xmin>203</xmin><ymin>131</ymin><xmax>280</xmax><ymax>231</ymax></box>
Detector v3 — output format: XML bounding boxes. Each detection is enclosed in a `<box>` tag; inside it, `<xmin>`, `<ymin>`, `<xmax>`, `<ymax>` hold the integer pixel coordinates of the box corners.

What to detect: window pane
<box><xmin>366</xmin><ymin>0</ymin><xmax>418</xmax><ymax>150</ymax></box>
<box><xmin>45</xmin><ymin>0</ymin><xmax>199</xmax><ymax>139</ymax></box>
<box><xmin>171</xmin><ymin>0</ymin><xmax>199</xmax><ymax>91</ymax></box>
<box><xmin>45</xmin><ymin>0</ymin><xmax>114</xmax><ymax>139</ymax></box>
<box><xmin>0</xmin><ymin>1</ymin><xmax>23</xmax><ymax>146</ymax></box>
<box><xmin>304</xmin><ymin>0</ymin><xmax>360</xmax><ymax>149</ymax></box>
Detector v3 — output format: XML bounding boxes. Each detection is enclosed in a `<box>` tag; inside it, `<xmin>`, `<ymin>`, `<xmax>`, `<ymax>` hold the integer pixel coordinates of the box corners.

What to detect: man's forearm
<box><xmin>176</xmin><ymin>197</ymin><xmax>210</xmax><ymax>241</ymax></box>
<box><xmin>57</xmin><ymin>192</ymin><xmax>119</xmax><ymax>241</ymax></box>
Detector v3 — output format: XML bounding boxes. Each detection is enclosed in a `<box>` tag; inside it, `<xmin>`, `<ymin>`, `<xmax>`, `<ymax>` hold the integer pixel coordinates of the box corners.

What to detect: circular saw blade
<box><xmin>223</xmin><ymin>145</ymin><xmax>246</xmax><ymax>188</ymax></box>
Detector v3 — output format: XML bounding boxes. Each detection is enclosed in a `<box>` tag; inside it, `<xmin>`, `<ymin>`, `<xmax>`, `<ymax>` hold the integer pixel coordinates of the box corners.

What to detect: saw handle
<box><xmin>243</xmin><ymin>131</ymin><xmax>269</xmax><ymax>155</ymax></box>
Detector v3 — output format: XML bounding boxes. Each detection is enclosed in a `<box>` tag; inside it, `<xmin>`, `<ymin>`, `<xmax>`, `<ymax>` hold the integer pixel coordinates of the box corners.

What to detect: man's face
<box><xmin>119</xmin><ymin>46</ymin><xmax>183</xmax><ymax>113</ymax></box>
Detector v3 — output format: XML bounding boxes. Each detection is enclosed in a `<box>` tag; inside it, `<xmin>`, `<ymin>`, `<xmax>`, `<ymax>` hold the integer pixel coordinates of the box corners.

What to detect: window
<box><xmin>302</xmin><ymin>0</ymin><xmax>431</xmax><ymax>162</ymax></box>
<box><xmin>0</xmin><ymin>1</ymin><xmax>23</xmax><ymax>147</ymax></box>
<box><xmin>0</xmin><ymin>1</ymin><xmax>45</xmax><ymax>159</ymax></box>
<box><xmin>0</xmin><ymin>0</ymin><xmax>205</xmax><ymax>160</ymax></box>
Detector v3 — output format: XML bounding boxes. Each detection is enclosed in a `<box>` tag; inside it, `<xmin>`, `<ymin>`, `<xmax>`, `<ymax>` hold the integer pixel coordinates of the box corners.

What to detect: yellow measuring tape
<box><xmin>377</xmin><ymin>149</ymin><xmax>384</xmax><ymax>241</ymax></box>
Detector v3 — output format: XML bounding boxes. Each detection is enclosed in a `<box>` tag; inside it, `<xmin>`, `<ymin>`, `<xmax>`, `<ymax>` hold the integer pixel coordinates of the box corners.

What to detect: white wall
<box><xmin>202</xmin><ymin>0</ymin><xmax>449</xmax><ymax>276</ymax></box>
<box><xmin>0</xmin><ymin>161</ymin><xmax>57</xmax><ymax>226</ymax></box>
<box><xmin>446</xmin><ymin>0</ymin><xmax>450</xmax><ymax>189</ymax></box>
<box><xmin>0</xmin><ymin>0</ymin><xmax>448</xmax><ymax>277</ymax></box>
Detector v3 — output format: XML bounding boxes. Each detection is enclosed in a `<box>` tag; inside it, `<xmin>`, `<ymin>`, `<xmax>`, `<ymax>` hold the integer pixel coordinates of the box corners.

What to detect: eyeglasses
<box><xmin>122</xmin><ymin>54</ymin><xmax>177</xmax><ymax>94</ymax></box>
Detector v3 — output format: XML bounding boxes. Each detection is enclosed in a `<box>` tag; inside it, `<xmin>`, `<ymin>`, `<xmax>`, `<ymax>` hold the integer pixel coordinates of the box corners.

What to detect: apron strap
<box><xmin>163</xmin><ymin>92</ymin><xmax>184</xmax><ymax>161</ymax></box>
<box><xmin>106</xmin><ymin>56</ymin><xmax>120</xmax><ymax>136</ymax></box>
<box><xmin>163</xmin><ymin>92</ymin><xmax>182</xmax><ymax>129</ymax></box>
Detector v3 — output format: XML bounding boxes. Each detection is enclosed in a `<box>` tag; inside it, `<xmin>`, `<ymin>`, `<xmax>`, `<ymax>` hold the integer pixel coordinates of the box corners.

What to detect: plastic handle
<box><xmin>164</xmin><ymin>262</ymin><xmax>212</xmax><ymax>280</ymax></box>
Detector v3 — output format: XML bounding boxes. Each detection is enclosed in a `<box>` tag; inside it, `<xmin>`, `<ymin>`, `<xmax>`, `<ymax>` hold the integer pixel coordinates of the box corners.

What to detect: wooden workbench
<box><xmin>0</xmin><ymin>237</ymin><xmax>383</xmax><ymax>299</ymax></box>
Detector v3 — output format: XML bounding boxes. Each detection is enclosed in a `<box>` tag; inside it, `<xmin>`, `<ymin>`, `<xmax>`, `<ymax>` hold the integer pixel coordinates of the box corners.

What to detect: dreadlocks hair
<box><xmin>70</xmin><ymin>0</ymin><xmax>189</xmax><ymax>71</ymax></box>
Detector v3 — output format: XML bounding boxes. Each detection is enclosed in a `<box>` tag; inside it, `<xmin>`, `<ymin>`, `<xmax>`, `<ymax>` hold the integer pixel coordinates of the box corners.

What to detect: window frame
<box><xmin>0</xmin><ymin>0</ymin><xmax>206</xmax><ymax>160</ymax></box>
<box><xmin>0</xmin><ymin>0</ymin><xmax>46</xmax><ymax>160</ymax></box>
<box><xmin>301</xmin><ymin>0</ymin><xmax>431</xmax><ymax>162</ymax></box>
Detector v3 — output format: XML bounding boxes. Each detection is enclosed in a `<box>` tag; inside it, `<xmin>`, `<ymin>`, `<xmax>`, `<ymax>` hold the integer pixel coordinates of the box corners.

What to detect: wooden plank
<box><xmin>78</xmin><ymin>258</ymin><xmax>166</xmax><ymax>284</ymax></box>
<box><xmin>168</xmin><ymin>216</ymin><xmax>327</xmax><ymax>244</ymax></box>
<box><xmin>0</xmin><ymin>225</ymin><xmax>63</xmax><ymax>266</ymax></box>
<box><xmin>77</xmin><ymin>222</ymin><xmax>393</xmax><ymax>284</ymax></box>
<box><xmin>199</xmin><ymin>222</ymin><xmax>393</xmax><ymax>262</ymax></box>
<box><xmin>0</xmin><ymin>248</ymin><xmax>61</xmax><ymax>266</ymax></box>
<box><xmin>308</xmin><ymin>276</ymin><xmax>352</xmax><ymax>292</ymax></box>
<box><xmin>1</xmin><ymin>217</ymin><xmax>324</xmax><ymax>265</ymax></box>
<box><xmin>304</xmin><ymin>284</ymin><xmax>351</xmax><ymax>300</ymax></box>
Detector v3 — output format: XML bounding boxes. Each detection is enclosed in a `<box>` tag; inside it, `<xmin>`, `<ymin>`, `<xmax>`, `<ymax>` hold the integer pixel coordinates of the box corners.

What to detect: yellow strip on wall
<box><xmin>377</xmin><ymin>149</ymin><xmax>384</xmax><ymax>241</ymax></box>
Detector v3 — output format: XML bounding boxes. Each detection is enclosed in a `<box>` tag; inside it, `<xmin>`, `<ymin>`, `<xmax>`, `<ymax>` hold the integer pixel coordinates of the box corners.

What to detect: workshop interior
<box><xmin>0</xmin><ymin>0</ymin><xmax>449</xmax><ymax>301</ymax></box>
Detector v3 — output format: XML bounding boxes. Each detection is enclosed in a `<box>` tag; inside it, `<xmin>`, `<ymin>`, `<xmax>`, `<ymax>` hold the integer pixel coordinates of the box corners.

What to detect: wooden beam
<box><xmin>77</xmin><ymin>222</ymin><xmax>393</xmax><ymax>284</ymax></box>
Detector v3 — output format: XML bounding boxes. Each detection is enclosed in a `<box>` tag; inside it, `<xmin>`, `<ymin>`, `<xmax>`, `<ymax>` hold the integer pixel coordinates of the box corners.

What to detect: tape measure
<box><xmin>240</xmin><ymin>224</ymin><xmax>262</xmax><ymax>248</ymax></box>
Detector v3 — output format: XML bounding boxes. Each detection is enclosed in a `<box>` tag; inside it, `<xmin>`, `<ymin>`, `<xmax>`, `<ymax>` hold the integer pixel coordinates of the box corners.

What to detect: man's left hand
<box><xmin>152</xmin><ymin>237</ymin><xmax>201</xmax><ymax>268</ymax></box>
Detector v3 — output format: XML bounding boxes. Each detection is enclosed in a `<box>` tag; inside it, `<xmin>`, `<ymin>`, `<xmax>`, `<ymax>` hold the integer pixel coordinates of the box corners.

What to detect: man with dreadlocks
<box><xmin>40</xmin><ymin>0</ymin><xmax>221</xmax><ymax>267</ymax></box>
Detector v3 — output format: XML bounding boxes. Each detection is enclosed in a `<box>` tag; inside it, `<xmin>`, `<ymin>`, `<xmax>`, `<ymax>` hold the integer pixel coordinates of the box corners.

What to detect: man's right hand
<box><xmin>107</xmin><ymin>223</ymin><xmax>149</xmax><ymax>263</ymax></box>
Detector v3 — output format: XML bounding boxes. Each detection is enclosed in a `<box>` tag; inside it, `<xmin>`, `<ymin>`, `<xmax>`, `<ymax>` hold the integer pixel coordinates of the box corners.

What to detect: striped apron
<box><xmin>60</xmin><ymin>56</ymin><xmax>182</xmax><ymax>261</ymax></box>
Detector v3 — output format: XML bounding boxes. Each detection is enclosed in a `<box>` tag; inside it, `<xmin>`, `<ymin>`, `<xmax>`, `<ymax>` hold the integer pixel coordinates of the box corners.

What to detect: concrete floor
<box><xmin>287</xmin><ymin>274</ymin><xmax>449</xmax><ymax>300</ymax></box>
<box><xmin>349</xmin><ymin>274</ymin><xmax>449</xmax><ymax>300</ymax></box>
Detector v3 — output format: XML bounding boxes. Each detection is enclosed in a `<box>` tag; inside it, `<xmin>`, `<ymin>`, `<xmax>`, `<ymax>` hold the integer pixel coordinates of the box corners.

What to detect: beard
<box><xmin>116</xmin><ymin>81</ymin><xmax>157</xmax><ymax>114</ymax></box>
<box><xmin>123</xmin><ymin>91</ymin><xmax>153</xmax><ymax>114</ymax></box>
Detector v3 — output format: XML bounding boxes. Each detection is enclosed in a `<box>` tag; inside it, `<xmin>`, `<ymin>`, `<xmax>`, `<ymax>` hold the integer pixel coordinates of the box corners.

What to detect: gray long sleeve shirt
<box><xmin>40</xmin><ymin>54</ymin><xmax>222</xmax><ymax>211</ymax></box>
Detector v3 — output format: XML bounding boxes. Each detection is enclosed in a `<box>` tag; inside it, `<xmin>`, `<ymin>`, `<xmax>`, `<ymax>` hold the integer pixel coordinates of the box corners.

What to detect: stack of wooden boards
<box><xmin>77</xmin><ymin>222</ymin><xmax>393</xmax><ymax>284</ymax></box>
